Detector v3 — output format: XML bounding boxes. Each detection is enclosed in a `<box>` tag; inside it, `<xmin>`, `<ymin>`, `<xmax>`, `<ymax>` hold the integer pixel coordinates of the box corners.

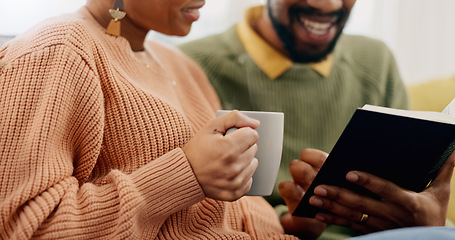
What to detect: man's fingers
<box><xmin>299</xmin><ymin>148</ymin><xmax>327</xmax><ymax>170</ymax></box>
<box><xmin>289</xmin><ymin>159</ymin><xmax>317</xmax><ymax>190</ymax></box>
<box><xmin>311</xmin><ymin>184</ymin><xmax>406</xmax><ymax>222</ymax></box>
<box><xmin>426</xmin><ymin>150</ymin><xmax>455</xmax><ymax>195</ymax></box>
<box><xmin>279</xmin><ymin>180</ymin><xmax>304</xmax><ymax>213</ymax></box>
<box><xmin>345</xmin><ymin>171</ymin><xmax>409</xmax><ymax>204</ymax></box>
<box><xmin>314</xmin><ymin>211</ymin><xmax>383</xmax><ymax>234</ymax></box>
<box><xmin>280</xmin><ymin>212</ymin><xmax>327</xmax><ymax>239</ymax></box>
<box><xmin>289</xmin><ymin>148</ymin><xmax>328</xmax><ymax>190</ymax></box>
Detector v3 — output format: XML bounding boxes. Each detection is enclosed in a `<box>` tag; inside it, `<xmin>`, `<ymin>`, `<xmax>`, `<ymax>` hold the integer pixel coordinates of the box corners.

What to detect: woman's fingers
<box><xmin>183</xmin><ymin>112</ymin><xmax>260</xmax><ymax>201</ymax></box>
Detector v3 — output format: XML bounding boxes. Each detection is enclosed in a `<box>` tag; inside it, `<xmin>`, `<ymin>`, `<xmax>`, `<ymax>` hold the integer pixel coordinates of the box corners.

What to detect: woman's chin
<box><xmin>157</xmin><ymin>27</ymin><xmax>192</xmax><ymax>37</ymax></box>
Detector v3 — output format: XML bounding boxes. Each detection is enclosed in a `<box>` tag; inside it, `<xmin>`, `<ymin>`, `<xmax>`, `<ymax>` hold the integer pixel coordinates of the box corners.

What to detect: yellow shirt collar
<box><xmin>236</xmin><ymin>6</ymin><xmax>333</xmax><ymax>79</ymax></box>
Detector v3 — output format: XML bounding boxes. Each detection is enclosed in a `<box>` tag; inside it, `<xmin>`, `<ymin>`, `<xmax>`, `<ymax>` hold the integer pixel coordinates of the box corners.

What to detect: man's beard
<box><xmin>268</xmin><ymin>4</ymin><xmax>347</xmax><ymax>63</ymax></box>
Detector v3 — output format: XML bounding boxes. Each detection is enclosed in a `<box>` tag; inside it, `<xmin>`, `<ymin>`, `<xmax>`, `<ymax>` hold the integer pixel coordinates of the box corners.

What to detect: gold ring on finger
<box><xmin>359</xmin><ymin>213</ymin><xmax>369</xmax><ymax>224</ymax></box>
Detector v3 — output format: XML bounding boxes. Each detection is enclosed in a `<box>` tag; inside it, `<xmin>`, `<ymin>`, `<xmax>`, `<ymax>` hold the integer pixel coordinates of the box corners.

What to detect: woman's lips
<box><xmin>182</xmin><ymin>1</ymin><xmax>205</xmax><ymax>22</ymax></box>
<box><xmin>182</xmin><ymin>8</ymin><xmax>201</xmax><ymax>22</ymax></box>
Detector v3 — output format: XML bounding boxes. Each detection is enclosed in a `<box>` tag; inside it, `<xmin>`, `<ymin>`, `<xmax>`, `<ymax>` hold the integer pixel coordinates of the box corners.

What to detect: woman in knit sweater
<box><xmin>0</xmin><ymin>0</ymin><xmax>302</xmax><ymax>239</ymax></box>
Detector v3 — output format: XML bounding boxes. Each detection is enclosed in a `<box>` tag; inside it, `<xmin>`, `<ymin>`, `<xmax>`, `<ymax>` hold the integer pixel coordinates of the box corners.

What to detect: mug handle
<box><xmin>225</xmin><ymin>127</ymin><xmax>238</xmax><ymax>135</ymax></box>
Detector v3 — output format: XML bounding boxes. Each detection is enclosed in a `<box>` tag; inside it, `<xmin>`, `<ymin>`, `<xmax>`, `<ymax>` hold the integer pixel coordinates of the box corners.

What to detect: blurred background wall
<box><xmin>1</xmin><ymin>0</ymin><xmax>455</xmax><ymax>85</ymax></box>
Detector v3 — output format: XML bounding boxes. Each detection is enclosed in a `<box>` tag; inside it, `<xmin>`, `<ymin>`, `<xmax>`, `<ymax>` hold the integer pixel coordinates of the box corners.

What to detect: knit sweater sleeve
<box><xmin>228</xmin><ymin>197</ymin><xmax>300</xmax><ymax>240</ymax></box>
<box><xmin>0</xmin><ymin>44</ymin><xmax>204</xmax><ymax>239</ymax></box>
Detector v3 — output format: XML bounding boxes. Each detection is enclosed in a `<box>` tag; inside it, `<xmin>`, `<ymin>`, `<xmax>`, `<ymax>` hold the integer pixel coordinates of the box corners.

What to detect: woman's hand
<box><xmin>183</xmin><ymin>110</ymin><xmax>260</xmax><ymax>201</ymax></box>
<box><xmin>279</xmin><ymin>149</ymin><xmax>328</xmax><ymax>239</ymax></box>
<box><xmin>309</xmin><ymin>151</ymin><xmax>455</xmax><ymax>233</ymax></box>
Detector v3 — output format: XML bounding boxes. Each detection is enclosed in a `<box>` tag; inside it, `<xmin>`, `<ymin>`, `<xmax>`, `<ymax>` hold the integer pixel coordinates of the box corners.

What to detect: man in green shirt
<box><xmin>180</xmin><ymin>0</ymin><xmax>407</xmax><ymax>203</ymax></box>
<box><xmin>180</xmin><ymin>0</ymin><xmax>453</xmax><ymax>239</ymax></box>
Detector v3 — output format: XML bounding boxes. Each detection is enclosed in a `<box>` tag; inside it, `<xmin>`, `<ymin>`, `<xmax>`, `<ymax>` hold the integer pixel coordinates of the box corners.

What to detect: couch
<box><xmin>407</xmin><ymin>77</ymin><xmax>455</xmax><ymax>223</ymax></box>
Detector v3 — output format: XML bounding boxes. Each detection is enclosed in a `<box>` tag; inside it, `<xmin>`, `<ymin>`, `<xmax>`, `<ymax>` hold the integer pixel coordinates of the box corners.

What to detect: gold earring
<box><xmin>106</xmin><ymin>0</ymin><xmax>126</xmax><ymax>36</ymax></box>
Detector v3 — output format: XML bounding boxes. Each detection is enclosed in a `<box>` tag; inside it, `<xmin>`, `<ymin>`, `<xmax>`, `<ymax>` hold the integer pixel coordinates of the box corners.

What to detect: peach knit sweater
<box><xmin>0</xmin><ymin>7</ymin><xmax>297</xmax><ymax>240</ymax></box>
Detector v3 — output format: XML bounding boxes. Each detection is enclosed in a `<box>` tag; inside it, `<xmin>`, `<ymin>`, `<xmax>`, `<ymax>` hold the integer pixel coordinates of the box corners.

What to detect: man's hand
<box><xmin>309</xmin><ymin>151</ymin><xmax>455</xmax><ymax>233</ymax></box>
<box><xmin>279</xmin><ymin>149</ymin><xmax>328</xmax><ymax>239</ymax></box>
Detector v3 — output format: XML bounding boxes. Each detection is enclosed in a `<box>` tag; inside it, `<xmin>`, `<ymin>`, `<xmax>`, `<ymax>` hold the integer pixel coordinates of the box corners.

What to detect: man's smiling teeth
<box><xmin>300</xmin><ymin>17</ymin><xmax>337</xmax><ymax>36</ymax></box>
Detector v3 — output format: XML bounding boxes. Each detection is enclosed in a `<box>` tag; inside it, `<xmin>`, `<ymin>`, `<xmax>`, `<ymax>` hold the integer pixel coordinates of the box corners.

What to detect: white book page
<box><xmin>442</xmin><ymin>98</ymin><xmax>455</xmax><ymax>117</ymax></box>
<box><xmin>362</xmin><ymin>103</ymin><xmax>455</xmax><ymax>125</ymax></box>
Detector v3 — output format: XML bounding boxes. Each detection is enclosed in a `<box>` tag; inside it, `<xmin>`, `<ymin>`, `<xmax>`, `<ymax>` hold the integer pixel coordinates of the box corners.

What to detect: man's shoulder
<box><xmin>335</xmin><ymin>34</ymin><xmax>396</xmax><ymax>67</ymax></box>
<box><xmin>337</xmin><ymin>34</ymin><xmax>390</xmax><ymax>53</ymax></box>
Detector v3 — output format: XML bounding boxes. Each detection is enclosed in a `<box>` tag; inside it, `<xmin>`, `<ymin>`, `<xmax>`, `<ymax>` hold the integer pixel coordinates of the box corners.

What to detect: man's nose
<box><xmin>306</xmin><ymin>0</ymin><xmax>343</xmax><ymax>13</ymax></box>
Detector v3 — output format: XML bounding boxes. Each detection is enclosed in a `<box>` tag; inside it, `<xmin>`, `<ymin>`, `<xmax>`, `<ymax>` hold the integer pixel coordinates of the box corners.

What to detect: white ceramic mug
<box><xmin>216</xmin><ymin>110</ymin><xmax>284</xmax><ymax>196</ymax></box>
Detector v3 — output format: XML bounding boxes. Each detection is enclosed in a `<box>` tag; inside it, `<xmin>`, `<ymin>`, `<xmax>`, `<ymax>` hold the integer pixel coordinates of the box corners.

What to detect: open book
<box><xmin>292</xmin><ymin>98</ymin><xmax>455</xmax><ymax>218</ymax></box>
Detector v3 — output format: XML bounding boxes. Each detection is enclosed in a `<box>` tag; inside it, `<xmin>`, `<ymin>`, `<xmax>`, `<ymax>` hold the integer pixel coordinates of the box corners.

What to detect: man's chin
<box><xmin>289</xmin><ymin>51</ymin><xmax>329</xmax><ymax>64</ymax></box>
<box><xmin>288</xmin><ymin>31</ymin><xmax>342</xmax><ymax>63</ymax></box>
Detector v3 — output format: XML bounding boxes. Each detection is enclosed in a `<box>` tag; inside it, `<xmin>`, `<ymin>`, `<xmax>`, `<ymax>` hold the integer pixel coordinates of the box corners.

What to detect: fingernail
<box><xmin>346</xmin><ymin>172</ymin><xmax>359</xmax><ymax>182</ymax></box>
<box><xmin>314</xmin><ymin>187</ymin><xmax>328</xmax><ymax>197</ymax></box>
<box><xmin>310</xmin><ymin>197</ymin><xmax>323</xmax><ymax>207</ymax></box>
<box><xmin>315</xmin><ymin>214</ymin><xmax>326</xmax><ymax>222</ymax></box>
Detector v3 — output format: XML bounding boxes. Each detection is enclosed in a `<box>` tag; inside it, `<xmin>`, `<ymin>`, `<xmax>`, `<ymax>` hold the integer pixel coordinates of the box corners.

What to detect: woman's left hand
<box><xmin>309</xmin><ymin>151</ymin><xmax>455</xmax><ymax>234</ymax></box>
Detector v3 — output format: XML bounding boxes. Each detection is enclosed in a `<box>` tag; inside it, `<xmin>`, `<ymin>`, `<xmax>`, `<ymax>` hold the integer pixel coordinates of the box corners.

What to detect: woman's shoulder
<box><xmin>3</xmin><ymin>8</ymin><xmax>103</xmax><ymax>60</ymax></box>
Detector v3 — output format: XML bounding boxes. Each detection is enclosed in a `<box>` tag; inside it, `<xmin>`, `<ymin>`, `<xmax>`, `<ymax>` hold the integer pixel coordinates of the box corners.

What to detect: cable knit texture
<box><xmin>0</xmin><ymin>7</ymin><xmax>297</xmax><ymax>240</ymax></box>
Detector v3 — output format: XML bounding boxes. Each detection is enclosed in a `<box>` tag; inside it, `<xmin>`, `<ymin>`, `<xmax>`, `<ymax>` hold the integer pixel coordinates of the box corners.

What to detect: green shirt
<box><xmin>179</xmin><ymin>25</ymin><xmax>408</xmax><ymax>239</ymax></box>
<box><xmin>180</xmin><ymin>25</ymin><xmax>408</xmax><ymax>204</ymax></box>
